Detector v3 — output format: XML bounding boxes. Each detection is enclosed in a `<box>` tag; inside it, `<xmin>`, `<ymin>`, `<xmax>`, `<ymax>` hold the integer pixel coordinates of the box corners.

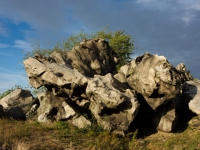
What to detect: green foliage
<box><xmin>109</xmin><ymin>30</ymin><xmax>134</xmax><ymax>67</ymax></box>
<box><xmin>64</xmin><ymin>29</ymin><xmax>89</xmax><ymax>50</ymax></box>
<box><xmin>23</xmin><ymin>42</ymin><xmax>63</xmax><ymax>59</ymax></box>
<box><xmin>0</xmin><ymin>85</ymin><xmax>23</xmax><ymax>99</ymax></box>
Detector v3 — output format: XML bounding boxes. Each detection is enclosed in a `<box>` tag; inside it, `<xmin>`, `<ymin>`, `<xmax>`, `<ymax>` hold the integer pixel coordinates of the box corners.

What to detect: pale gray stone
<box><xmin>0</xmin><ymin>89</ymin><xmax>35</xmax><ymax>119</ymax></box>
<box><xmin>184</xmin><ymin>80</ymin><xmax>200</xmax><ymax>115</ymax></box>
<box><xmin>72</xmin><ymin>116</ymin><xmax>91</xmax><ymax>128</ymax></box>
<box><xmin>86</xmin><ymin>73</ymin><xmax>140</xmax><ymax>135</ymax></box>
<box><xmin>153</xmin><ymin>102</ymin><xmax>177</xmax><ymax>132</ymax></box>
<box><xmin>127</xmin><ymin>53</ymin><xmax>183</xmax><ymax>110</ymax></box>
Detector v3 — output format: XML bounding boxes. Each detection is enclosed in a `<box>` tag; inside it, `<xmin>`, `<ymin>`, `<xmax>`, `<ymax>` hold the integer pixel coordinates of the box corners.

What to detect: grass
<box><xmin>0</xmin><ymin>117</ymin><xmax>200</xmax><ymax>150</ymax></box>
<box><xmin>0</xmin><ymin>119</ymin><xmax>134</xmax><ymax>150</ymax></box>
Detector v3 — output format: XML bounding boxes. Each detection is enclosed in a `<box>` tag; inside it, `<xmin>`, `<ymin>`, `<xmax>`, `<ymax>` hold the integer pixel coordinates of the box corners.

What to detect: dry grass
<box><xmin>0</xmin><ymin>117</ymin><xmax>200</xmax><ymax>150</ymax></box>
<box><xmin>12</xmin><ymin>141</ymin><xmax>30</xmax><ymax>150</ymax></box>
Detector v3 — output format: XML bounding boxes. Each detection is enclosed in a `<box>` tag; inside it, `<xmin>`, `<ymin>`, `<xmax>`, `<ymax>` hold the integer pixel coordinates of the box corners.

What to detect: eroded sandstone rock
<box><xmin>86</xmin><ymin>73</ymin><xmax>140</xmax><ymax>135</ymax></box>
<box><xmin>50</xmin><ymin>39</ymin><xmax>118</xmax><ymax>77</ymax></box>
<box><xmin>176</xmin><ymin>63</ymin><xmax>193</xmax><ymax>82</ymax></box>
<box><xmin>36</xmin><ymin>92</ymin><xmax>66</xmax><ymax>123</ymax></box>
<box><xmin>153</xmin><ymin>101</ymin><xmax>177</xmax><ymax>132</ymax></box>
<box><xmin>183</xmin><ymin>80</ymin><xmax>200</xmax><ymax>115</ymax></box>
<box><xmin>35</xmin><ymin>92</ymin><xmax>91</xmax><ymax>127</ymax></box>
<box><xmin>23</xmin><ymin>57</ymin><xmax>88</xmax><ymax>94</ymax></box>
<box><xmin>126</xmin><ymin>53</ymin><xmax>182</xmax><ymax>110</ymax></box>
<box><xmin>0</xmin><ymin>89</ymin><xmax>36</xmax><ymax>119</ymax></box>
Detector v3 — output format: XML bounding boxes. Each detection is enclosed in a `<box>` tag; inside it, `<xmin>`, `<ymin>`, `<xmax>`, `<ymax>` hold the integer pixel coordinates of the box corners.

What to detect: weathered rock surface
<box><xmin>183</xmin><ymin>80</ymin><xmax>200</xmax><ymax>115</ymax></box>
<box><xmin>153</xmin><ymin>101</ymin><xmax>177</xmax><ymax>132</ymax></box>
<box><xmin>0</xmin><ymin>89</ymin><xmax>36</xmax><ymax>119</ymax></box>
<box><xmin>23</xmin><ymin>56</ymin><xmax>88</xmax><ymax>92</ymax></box>
<box><xmin>114</xmin><ymin>64</ymin><xmax>129</xmax><ymax>84</ymax></box>
<box><xmin>33</xmin><ymin>92</ymin><xmax>91</xmax><ymax>128</ymax></box>
<box><xmin>126</xmin><ymin>53</ymin><xmax>182</xmax><ymax>110</ymax></box>
<box><xmin>86</xmin><ymin>73</ymin><xmax>140</xmax><ymax>135</ymax></box>
<box><xmin>50</xmin><ymin>39</ymin><xmax>118</xmax><ymax>77</ymax></box>
<box><xmin>36</xmin><ymin>92</ymin><xmax>66</xmax><ymax>123</ymax></box>
<box><xmin>176</xmin><ymin>63</ymin><xmax>193</xmax><ymax>82</ymax></box>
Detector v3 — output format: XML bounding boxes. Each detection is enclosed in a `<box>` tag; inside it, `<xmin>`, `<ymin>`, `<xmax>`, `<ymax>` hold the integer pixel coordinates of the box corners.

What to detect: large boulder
<box><xmin>50</xmin><ymin>39</ymin><xmax>118</xmax><ymax>77</ymax></box>
<box><xmin>36</xmin><ymin>92</ymin><xmax>66</xmax><ymax>123</ymax></box>
<box><xmin>23</xmin><ymin>56</ymin><xmax>88</xmax><ymax>97</ymax></box>
<box><xmin>153</xmin><ymin>101</ymin><xmax>177</xmax><ymax>132</ymax></box>
<box><xmin>183</xmin><ymin>80</ymin><xmax>200</xmax><ymax>115</ymax></box>
<box><xmin>126</xmin><ymin>53</ymin><xmax>183</xmax><ymax>110</ymax></box>
<box><xmin>34</xmin><ymin>92</ymin><xmax>91</xmax><ymax>128</ymax></box>
<box><xmin>0</xmin><ymin>89</ymin><xmax>36</xmax><ymax>119</ymax></box>
<box><xmin>86</xmin><ymin>73</ymin><xmax>140</xmax><ymax>135</ymax></box>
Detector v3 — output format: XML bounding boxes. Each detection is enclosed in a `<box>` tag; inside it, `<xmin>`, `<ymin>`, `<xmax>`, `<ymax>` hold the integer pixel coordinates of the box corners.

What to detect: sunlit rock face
<box><xmin>0</xmin><ymin>89</ymin><xmax>36</xmax><ymax>120</ymax></box>
<box><xmin>176</xmin><ymin>63</ymin><xmax>193</xmax><ymax>82</ymax></box>
<box><xmin>86</xmin><ymin>73</ymin><xmax>140</xmax><ymax>135</ymax></box>
<box><xmin>126</xmin><ymin>53</ymin><xmax>183</xmax><ymax>110</ymax></box>
<box><xmin>50</xmin><ymin>38</ymin><xmax>118</xmax><ymax>77</ymax></box>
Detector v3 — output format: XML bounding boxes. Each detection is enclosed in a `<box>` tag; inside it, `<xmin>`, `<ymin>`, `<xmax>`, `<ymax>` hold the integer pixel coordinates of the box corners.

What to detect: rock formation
<box><xmin>50</xmin><ymin>39</ymin><xmax>118</xmax><ymax>77</ymax></box>
<box><xmin>0</xmin><ymin>89</ymin><xmax>36</xmax><ymax>120</ymax></box>
<box><xmin>22</xmin><ymin>39</ymin><xmax>140</xmax><ymax>135</ymax></box>
<box><xmin>0</xmin><ymin>39</ymin><xmax>196</xmax><ymax>135</ymax></box>
<box><xmin>86</xmin><ymin>73</ymin><xmax>139</xmax><ymax>135</ymax></box>
<box><xmin>176</xmin><ymin>63</ymin><xmax>193</xmax><ymax>82</ymax></box>
<box><xmin>126</xmin><ymin>53</ymin><xmax>183</xmax><ymax>111</ymax></box>
<box><xmin>153</xmin><ymin>101</ymin><xmax>177</xmax><ymax>132</ymax></box>
<box><xmin>183</xmin><ymin>80</ymin><xmax>200</xmax><ymax>115</ymax></box>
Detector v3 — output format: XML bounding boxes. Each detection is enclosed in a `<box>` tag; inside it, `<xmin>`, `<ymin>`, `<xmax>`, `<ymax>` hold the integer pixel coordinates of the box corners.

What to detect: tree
<box><xmin>25</xmin><ymin>27</ymin><xmax>135</xmax><ymax>69</ymax></box>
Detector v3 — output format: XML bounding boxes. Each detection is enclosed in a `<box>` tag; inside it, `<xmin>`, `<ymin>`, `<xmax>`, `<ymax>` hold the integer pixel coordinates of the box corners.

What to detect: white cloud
<box><xmin>0</xmin><ymin>22</ymin><xmax>9</xmax><ymax>36</ymax></box>
<box><xmin>0</xmin><ymin>72</ymin><xmax>29</xmax><ymax>94</ymax></box>
<box><xmin>181</xmin><ymin>12</ymin><xmax>195</xmax><ymax>23</ymax></box>
<box><xmin>13</xmin><ymin>40</ymin><xmax>32</xmax><ymax>51</ymax></box>
<box><xmin>177</xmin><ymin>0</ymin><xmax>200</xmax><ymax>23</ymax></box>
<box><xmin>0</xmin><ymin>43</ymin><xmax>9</xmax><ymax>48</ymax></box>
<box><xmin>178</xmin><ymin>0</ymin><xmax>200</xmax><ymax>11</ymax></box>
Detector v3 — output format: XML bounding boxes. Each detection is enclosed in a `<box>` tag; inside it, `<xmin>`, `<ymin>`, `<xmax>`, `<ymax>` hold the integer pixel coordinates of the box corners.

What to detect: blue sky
<box><xmin>0</xmin><ymin>0</ymin><xmax>200</xmax><ymax>93</ymax></box>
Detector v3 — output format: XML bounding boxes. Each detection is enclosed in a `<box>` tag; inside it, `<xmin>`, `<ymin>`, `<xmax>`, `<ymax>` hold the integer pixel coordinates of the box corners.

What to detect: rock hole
<box><xmin>135</xmin><ymin>56</ymin><xmax>144</xmax><ymax>64</ymax></box>
<box><xmin>55</xmin><ymin>72</ymin><xmax>64</xmax><ymax>77</ymax></box>
<box><xmin>149</xmin><ymin>89</ymin><xmax>165</xmax><ymax>98</ymax></box>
